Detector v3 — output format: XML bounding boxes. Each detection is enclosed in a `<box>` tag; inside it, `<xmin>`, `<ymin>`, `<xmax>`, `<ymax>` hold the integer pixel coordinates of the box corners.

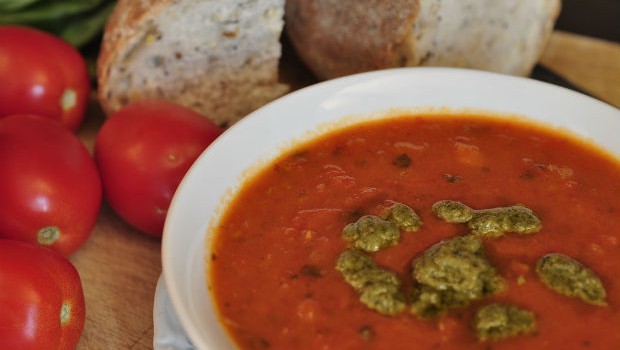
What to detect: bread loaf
<box><xmin>97</xmin><ymin>0</ymin><xmax>288</xmax><ymax>127</ymax></box>
<box><xmin>285</xmin><ymin>0</ymin><xmax>561</xmax><ymax>80</ymax></box>
<box><xmin>98</xmin><ymin>0</ymin><xmax>561</xmax><ymax>126</ymax></box>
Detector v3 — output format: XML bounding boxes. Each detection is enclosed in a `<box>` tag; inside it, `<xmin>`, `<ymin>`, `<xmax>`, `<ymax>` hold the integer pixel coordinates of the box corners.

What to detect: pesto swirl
<box><xmin>474</xmin><ymin>303</ymin><xmax>537</xmax><ymax>341</ymax></box>
<box><xmin>336</xmin><ymin>249</ymin><xmax>406</xmax><ymax>315</ymax></box>
<box><xmin>432</xmin><ymin>200</ymin><xmax>542</xmax><ymax>237</ymax></box>
<box><xmin>410</xmin><ymin>235</ymin><xmax>505</xmax><ymax>318</ymax></box>
<box><xmin>535</xmin><ymin>253</ymin><xmax>607</xmax><ymax>306</ymax></box>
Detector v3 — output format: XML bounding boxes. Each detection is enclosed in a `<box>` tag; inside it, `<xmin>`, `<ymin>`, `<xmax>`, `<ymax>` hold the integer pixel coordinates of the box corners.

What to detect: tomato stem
<box><xmin>61</xmin><ymin>89</ymin><xmax>77</xmax><ymax>111</ymax></box>
<box><xmin>60</xmin><ymin>302</ymin><xmax>71</xmax><ymax>326</ymax></box>
<box><xmin>37</xmin><ymin>226</ymin><xmax>60</xmax><ymax>245</ymax></box>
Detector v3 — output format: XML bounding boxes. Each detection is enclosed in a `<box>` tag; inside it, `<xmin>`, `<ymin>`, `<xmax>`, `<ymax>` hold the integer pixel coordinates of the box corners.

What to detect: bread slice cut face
<box><xmin>97</xmin><ymin>0</ymin><xmax>289</xmax><ymax>127</ymax></box>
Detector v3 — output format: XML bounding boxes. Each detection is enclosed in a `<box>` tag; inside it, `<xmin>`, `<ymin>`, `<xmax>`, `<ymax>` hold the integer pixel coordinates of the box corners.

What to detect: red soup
<box><xmin>210</xmin><ymin>114</ymin><xmax>620</xmax><ymax>350</ymax></box>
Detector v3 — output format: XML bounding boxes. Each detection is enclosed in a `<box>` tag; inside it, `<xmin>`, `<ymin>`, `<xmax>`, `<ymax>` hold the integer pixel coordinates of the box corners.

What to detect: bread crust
<box><xmin>97</xmin><ymin>0</ymin><xmax>167</xmax><ymax>107</ymax></box>
<box><xmin>285</xmin><ymin>0</ymin><xmax>420</xmax><ymax>80</ymax></box>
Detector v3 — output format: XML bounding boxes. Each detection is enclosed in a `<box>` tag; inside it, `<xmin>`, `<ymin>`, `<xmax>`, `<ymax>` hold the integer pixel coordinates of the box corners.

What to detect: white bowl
<box><xmin>162</xmin><ymin>67</ymin><xmax>620</xmax><ymax>350</ymax></box>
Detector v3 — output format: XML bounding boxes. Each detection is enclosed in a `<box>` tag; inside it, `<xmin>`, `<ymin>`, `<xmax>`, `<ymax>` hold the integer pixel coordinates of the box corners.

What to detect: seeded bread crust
<box><xmin>97</xmin><ymin>0</ymin><xmax>288</xmax><ymax>127</ymax></box>
<box><xmin>285</xmin><ymin>0</ymin><xmax>561</xmax><ymax>80</ymax></box>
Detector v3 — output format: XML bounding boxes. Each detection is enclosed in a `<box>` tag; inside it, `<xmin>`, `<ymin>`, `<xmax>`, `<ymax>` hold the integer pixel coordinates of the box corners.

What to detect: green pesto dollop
<box><xmin>468</xmin><ymin>205</ymin><xmax>542</xmax><ymax>237</ymax></box>
<box><xmin>535</xmin><ymin>253</ymin><xmax>607</xmax><ymax>306</ymax></box>
<box><xmin>342</xmin><ymin>215</ymin><xmax>400</xmax><ymax>252</ymax></box>
<box><xmin>335</xmin><ymin>249</ymin><xmax>376</xmax><ymax>282</ymax></box>
<box><xmin>474</xmin><ymin>303</ymin><xmax>536</xmax><ymax>341</ymax></box>
<box><xmin>410</xmin><ymin>284</ymin><xmax>473</xmax><ymax>318</ymax></box>
<box><xmin>410</xmin><ymin>235</ymin><xmax>504</xmax><ymax>318</ymax></box>
<box><xmin>432</xmin><ymin>200</ymin><xmax>473</xmax><ymax>223</ymax></box>
<box><xmin>336</xmin><ymin>249</ymin><xmax>406</xmax><ymax>315</ymax></box>
<box><xmin>432</xmin><ymin>200</ymin><xmax>541</xmax><ymax>237</ymax></box>
<box><xmin>381</xmin><ymin>202</ymin><xmax>422</xmax><ymax>233</ymax></box>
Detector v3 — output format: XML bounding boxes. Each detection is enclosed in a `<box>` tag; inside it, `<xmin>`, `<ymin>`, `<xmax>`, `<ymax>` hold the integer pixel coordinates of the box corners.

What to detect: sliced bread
<box><xmin>97</xmin><ymin>0</ymin><xmax>288</xmax><ymax>127</ymax></box>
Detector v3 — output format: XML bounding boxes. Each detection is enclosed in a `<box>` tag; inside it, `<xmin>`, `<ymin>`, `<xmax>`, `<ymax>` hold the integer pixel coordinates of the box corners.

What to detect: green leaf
<box><xmin>0</xmin><ymin>0</ymin><xmax>105</xmax><ymax>24</ymax></box>
<box><xmin>58</xmin><ymin>1</ymin><xmax>115</xmax><ymax>47</ymax></box>
<box><xmin>0</xmin><ymin>0</ymin><xmax>43</xmax><ymax>12</ymax></box>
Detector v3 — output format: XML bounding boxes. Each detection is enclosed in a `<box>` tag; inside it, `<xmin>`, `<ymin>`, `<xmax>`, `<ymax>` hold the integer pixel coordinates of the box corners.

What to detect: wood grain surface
<box><xmin>540</xmin><ymin>31</ymin><xmax>620</xmax><ymax>107</ymax></box>
<box><xmin>71</xmin><ymin>30</ymin><xmax>619</xmax><ymax>350</ymax></box>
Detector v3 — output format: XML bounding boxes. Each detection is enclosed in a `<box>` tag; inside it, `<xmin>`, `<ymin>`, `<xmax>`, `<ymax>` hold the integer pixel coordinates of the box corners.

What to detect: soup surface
<box><xmin>210</xmin><ymin>114</ymin><xmax>620</xmax><ymax>350</ymax></box>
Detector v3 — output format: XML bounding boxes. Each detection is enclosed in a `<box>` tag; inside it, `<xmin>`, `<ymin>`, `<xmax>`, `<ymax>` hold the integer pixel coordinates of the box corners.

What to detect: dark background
<box><xmin>555</xmin><ymin>0</ymin><xmax>620</xmax><ymax>42</ymax></box>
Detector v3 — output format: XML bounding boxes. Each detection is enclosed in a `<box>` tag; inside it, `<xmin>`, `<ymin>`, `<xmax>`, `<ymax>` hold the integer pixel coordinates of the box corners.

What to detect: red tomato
<box><xmin>0</xmin><ymin>239</ymin><xmax>85</xmax><ymax>350</ymax></box>
<box><xmin>0</xmin><ymin>26</ymin><xmax>91</xmax><ymax>131</ymax></box>
<box><xmin>95</xmin><ymin>100</ymin><xmax>223</xmax><ymax>237</ymax></box>
<box><xmin>0</xmin><ymin>115</ymin><xmax>102</xmax><ymax>256</ymax></box>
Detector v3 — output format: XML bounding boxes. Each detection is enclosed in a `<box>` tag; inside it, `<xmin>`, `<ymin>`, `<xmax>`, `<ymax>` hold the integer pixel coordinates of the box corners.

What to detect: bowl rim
<box><xmin>162</xmin><ymin>67</ymin><xmax>620</xmax><ymax>350</ymax></box>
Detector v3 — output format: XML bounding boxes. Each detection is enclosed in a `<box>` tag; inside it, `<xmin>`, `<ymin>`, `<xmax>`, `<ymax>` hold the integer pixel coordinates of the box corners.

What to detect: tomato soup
<box><xmin>209</xmin><ymin>114</ymin><xmax>620</xmax><ymax>350</ymax></box>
